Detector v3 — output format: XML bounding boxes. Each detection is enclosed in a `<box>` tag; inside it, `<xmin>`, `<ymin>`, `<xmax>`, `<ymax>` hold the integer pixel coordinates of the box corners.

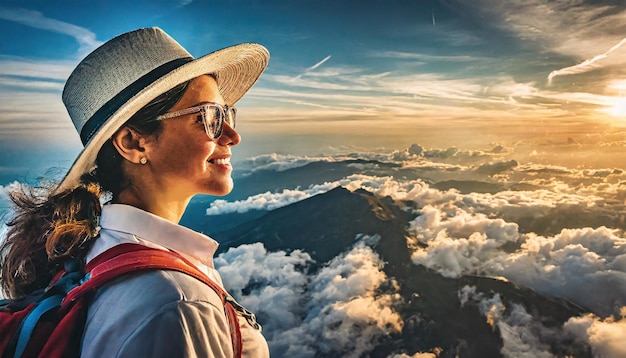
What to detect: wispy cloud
<box><xmin>370</xmin><ymin>51</ymin><xmax>483</xmax><ymax>62</ymax></box>
<box><xmin>0</xmin><ymin>56</ymin><xmax>73</xmax><ymax>81</ymax></box>
<box><xmin>0</xmin><ymin>7</ymin><xmax>102</xmax><ymax>56</ymax></box>
<box><xmin>258</xmin><ymin>69</ymin><xmax>598</xmax><ymax>121</ymax></box>
<box><xmin>0</xmin><ymin>77</ymin><xmax>64</xmax><ymax>91</ymax></box>
<box><xmin>0</xmin><ymin>8</ymin><xmax>99</xmax><ymax>150</ymax></box>
<box><xmin>456</xmin><ymin>0</ymin><xmax>626</xmax><ymax>61</ymax></box>
<box><xmin>293</xmin><ymin>55</ymin><xmax>332</xmax><ymax>80</ymax></box>
<box><xmin>548</xmin><ymin>38</ymin><xmax>626</xmax><ymax>84</ymax></box>
<box><xmin>306</xmin><ymin>55</ymin><xmax>331</xmax><ymax>72</ymax></box>
<box><xmin>245</xmin><ymin>0</ymin><xmax>626</xmax><ymax>140</ymax></box>
<box><xmin>242</xmin><ymin>87</ymin><xmax>587</xmax><ymax>138</ymax></box>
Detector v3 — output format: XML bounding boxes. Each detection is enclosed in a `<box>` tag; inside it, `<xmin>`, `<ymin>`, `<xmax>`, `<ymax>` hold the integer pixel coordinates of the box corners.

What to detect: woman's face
<box><xmin>143</xmin><ymin>75</ymin><xmax>240</xmax><ymax>199</ymax></box>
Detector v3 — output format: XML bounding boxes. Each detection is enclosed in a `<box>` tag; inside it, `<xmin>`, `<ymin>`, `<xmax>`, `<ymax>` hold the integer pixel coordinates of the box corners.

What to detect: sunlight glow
<box><xmin>610</xmin><ymin>97</ymin><xmax>626</xmax><ymax>118</ymax></box>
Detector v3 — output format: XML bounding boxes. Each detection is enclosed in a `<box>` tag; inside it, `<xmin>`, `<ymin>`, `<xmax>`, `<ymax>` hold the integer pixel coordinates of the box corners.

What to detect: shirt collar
<box><xmin>99</xmin><ymin>203</ymin><xmax>219</xmax><ymax>265</ymax></box>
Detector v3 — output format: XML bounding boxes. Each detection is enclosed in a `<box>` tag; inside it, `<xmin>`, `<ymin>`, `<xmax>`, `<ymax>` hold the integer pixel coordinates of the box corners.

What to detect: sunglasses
<box><xmin>155</xmin><ymin>102</ymin><xmax>237</xmax><ymax>140</ymax></box>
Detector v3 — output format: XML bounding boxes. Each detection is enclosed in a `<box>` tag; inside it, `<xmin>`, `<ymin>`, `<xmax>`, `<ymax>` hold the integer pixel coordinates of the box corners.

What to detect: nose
<box><xmin>218</xmin><ymin>122</ymin><xmax>241</xmax><ymax>146</ymax></box>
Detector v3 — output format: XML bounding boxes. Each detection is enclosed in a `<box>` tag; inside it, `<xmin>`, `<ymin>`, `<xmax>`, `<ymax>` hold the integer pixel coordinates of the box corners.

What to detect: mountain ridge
<box><xmin>207</xmin><ymin>186</ymin><xmax>592</xmax><ymax>357</ymax></box>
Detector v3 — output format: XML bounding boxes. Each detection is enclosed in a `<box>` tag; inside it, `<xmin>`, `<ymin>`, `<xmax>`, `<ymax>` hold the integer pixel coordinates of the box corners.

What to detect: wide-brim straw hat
<box><xmin>57</xmin><ymin>27</ymin><xmax>269</xmax><ymax>193</ymax></box>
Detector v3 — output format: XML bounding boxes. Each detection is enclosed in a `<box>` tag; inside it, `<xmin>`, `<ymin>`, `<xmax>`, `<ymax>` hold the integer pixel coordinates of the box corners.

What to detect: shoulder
<box><xmin>82</xmin><ymin>269</ymin><xmax>230</xmax><ymax>357</ymax></box>
<box><xmin>87</xmin><ymin>269</ymin><xmax>225</xmax><ymax>322</ymax></box>
<box><xmin>93</xmin><ymin>268</ymin><xmax>223</xmax><ymax>306</ymax></box>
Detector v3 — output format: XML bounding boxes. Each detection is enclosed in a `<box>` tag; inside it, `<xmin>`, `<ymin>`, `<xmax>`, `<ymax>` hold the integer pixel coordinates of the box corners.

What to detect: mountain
<box><xmin>180</xmin><ymin>159</ymin><xmax>398</xmax><ymax>228</ymax></box>
<box><xmin>227</xmin><ymin>159</ymin><xmax>399</xmax><ymax>202</ymax></box>
<box><xmin>203</xmin><ymin>187</ymin><xmax>592</xmax><ymax>357</ymax></box>
<box><xmin>213</xmin><ymin>187</ymin><xmax>411</xmax><ymax>263</ymax></box>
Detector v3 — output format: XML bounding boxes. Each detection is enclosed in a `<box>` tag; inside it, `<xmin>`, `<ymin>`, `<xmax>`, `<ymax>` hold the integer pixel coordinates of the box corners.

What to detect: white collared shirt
<box><xmin>86</xmin><ymin>203</ymin><xmax>224</xmax><ymax>287</ymax></box>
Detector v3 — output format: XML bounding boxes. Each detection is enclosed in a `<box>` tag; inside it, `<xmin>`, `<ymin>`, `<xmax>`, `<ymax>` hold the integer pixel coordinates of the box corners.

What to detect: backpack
<box><xmin>0</xmin><ymin>243</ymin><xmax>243</xmax><ymax>358</ymax></box>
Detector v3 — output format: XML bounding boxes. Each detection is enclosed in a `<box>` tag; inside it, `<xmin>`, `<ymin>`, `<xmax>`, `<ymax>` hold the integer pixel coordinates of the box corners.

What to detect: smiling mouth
<box><xmin>209</xmin><ymin>158</ymin><xmax>230</xmax><ymax>165</ymax></box>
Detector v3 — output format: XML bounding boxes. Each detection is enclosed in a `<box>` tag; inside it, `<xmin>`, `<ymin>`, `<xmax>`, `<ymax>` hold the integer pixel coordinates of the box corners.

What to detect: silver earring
<box><xmin>140</xmin><ymin>157</ymin><xmax>147</xmax><ymax>165</ymax></box>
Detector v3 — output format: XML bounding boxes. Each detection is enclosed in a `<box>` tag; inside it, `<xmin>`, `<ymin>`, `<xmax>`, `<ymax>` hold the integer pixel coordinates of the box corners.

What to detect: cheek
<box><xmin>154</xmin><ymin>130</ymin><xmax>214</xmax><ymax>172</ymax></box>
<box><xmin>175</xmin><ymin>142</ymin><xmax>213</xmax><ymax>167</ymax></box>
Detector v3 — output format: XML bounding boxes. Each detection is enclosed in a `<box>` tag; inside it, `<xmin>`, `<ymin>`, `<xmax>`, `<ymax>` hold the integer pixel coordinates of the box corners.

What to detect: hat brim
<box><xmin>56</xmin><ymin>43</ymin><xmax>269</xmax><ymax>194</ymax></box>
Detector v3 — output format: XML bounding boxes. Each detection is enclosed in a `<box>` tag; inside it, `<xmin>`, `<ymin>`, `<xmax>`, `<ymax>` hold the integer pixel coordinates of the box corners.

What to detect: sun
<box><xmin>610</xmin><ymin>97</ymin><xmax>626</xmax><ymax>118</ymax></box>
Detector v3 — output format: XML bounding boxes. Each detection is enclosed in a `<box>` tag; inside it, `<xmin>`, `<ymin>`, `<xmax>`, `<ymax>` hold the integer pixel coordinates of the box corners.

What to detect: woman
<box><xmin>0</xmin><ymin>27</ymin><xmax>269</xmax><ymax>357</ymax></box>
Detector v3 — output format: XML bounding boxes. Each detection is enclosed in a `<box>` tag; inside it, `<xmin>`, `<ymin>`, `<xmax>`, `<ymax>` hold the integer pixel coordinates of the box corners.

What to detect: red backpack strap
<box><xmin>64</xmin><ymin>243</ymin><xmax>242</xmax><ymax>358</ymax></box>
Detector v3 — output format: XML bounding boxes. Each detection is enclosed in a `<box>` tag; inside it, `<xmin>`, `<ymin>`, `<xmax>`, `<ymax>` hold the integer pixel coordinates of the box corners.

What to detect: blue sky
<box><xmin>2</xmin><ymin>0</ymin><xmax>626</xmax><ymax>185</ymax></box>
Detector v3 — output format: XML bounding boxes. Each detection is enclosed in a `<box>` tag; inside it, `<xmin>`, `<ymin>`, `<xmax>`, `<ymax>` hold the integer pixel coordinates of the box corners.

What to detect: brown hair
<box><xmin>0</xmin><ymin>81</ymin><xmax>190</xmax><ymax>299</ymax></box>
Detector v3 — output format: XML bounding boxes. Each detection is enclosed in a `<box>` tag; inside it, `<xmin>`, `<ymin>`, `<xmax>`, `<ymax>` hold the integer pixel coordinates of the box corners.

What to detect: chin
<box><xmin>204</xmin><ymin>181</ymin><xmax>234</xmax><ymax>196</ymax></box>
<box><xmin>212</xmin><ymin>188</ymin><xmax>233</xmax><ymax>196</ymax></box>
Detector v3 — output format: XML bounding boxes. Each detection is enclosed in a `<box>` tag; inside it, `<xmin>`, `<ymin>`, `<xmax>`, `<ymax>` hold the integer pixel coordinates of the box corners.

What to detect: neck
<box><xmin>115</xmin><ymin>185</ymin><xmax>191</xmax><ymax>223</ymax></box>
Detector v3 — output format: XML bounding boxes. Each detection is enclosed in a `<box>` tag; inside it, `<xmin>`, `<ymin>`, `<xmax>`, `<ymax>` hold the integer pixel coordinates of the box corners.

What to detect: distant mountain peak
<box><xmin>215</xmin><ymin>186</ymin><xmax>412</xmax><ymax>263</ymax></box>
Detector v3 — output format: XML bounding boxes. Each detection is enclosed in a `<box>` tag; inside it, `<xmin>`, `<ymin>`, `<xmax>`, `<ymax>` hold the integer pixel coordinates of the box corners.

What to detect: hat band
<box><xmin>80</xmin><ymin>57</ymin><xmax>193</xmax><ymax>145</ymax></box>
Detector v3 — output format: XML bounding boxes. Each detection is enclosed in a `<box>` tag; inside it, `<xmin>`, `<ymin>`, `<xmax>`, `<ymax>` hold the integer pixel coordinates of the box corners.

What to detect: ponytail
<box><xmin>0</xmin><ymin>175</ymin><xmax>102</xmax><ymax>299</ymax></box>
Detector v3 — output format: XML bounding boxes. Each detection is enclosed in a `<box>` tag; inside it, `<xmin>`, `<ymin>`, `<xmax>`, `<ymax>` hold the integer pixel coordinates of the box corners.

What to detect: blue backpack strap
<box><xmin>11</xmin><ymin>260</ymin><xmax>84</xmax><ymax>358</ymax></box>
<box><xmin>13</xmin><ymin>295</ymin><xmax>63</xmax><ymax>358</ymax></box>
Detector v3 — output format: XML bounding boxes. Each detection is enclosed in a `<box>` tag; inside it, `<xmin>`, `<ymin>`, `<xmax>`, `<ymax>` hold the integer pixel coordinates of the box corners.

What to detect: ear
<box><xmin>111</xmin><ymin>127</ymin><xmax>149</xmax><ymax>164</ymax></box>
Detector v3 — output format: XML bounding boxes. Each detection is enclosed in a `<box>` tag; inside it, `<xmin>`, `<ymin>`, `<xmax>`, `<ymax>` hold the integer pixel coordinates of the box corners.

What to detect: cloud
<box><xmin>153</xmin><ymin>145</ymin><xmax>626</xmax><ymax>348</ymax></box>
<box><xmin>0</xmin><ymin>89</ymin><xmax>76</xmax><ymax>145</ymax></box>
<box><xmin>0</xmin><ymin>181</ymin><xmax>20</xmax><ymax>202</ymax></box>
<box><xmin>210</xmin><ymin>164</ymin><xmax>626</xmax><ymax>355</ymax></box>
<box><xmin>215</xmin><ymin>237</ymin><xmax>403</xmax><ymax>357</ymax></box>
<box><xmin>306</xmin><ymin>55</ymin><xmax>332</xmax><ymax>72</ymax></box>
<box><xmin>209</xmin><ymin>169</ymin><xmax>459</xmax><ymax>215</ymax></box>
<box><xmin>0</xmin><ymin>7</ymin><xmax>102</xmax><ymax>56</ymax></box>
<box><xmin>410</xmin><ymin>208</ymin><xmax>519</xmax><ymax>278</ymax></box>
<box><xmin>548</xmin><ymin>38</ymin><xmax>626</xmax><ymax>84</ymax></box>
<box><xmin>235</xmin><ymin>153</ymin><xmax>335</xmax><ymax>176</ymax></box>
<box><xmin>504</xmin><ymin>228</ymin><xmax>626</xmax><ymax>317</ymax></box>
<box><xmin>210</xmin><ymin>170</ymin><xmax>462</xmax><ymax>216</ymax></box>
<box><xmin>231</xmin><ymin>147</ymin><xmax>473</xmax><ymax>174</ymax></box>
<box><xmin>220</xmin><ymin>142</ymin><xmax>626</xmax><ymax>218</ymax></box>
<box><xmin>0</xmin><ymin>76</ymin><xmax>64</xmax><ymax>91</ymax></box>
<box><xmin>261</xmin><ymin>67</ymin><xmax>547</xmax><ymax>112</ymax></box>
<box><xmin>0</xmin><ymin>181</ymin><xmax>24</xmax><ymax>245</ymax></box>
<box><xmin>293</xmin><ymin>55</ymin><xmax>332</xmax><ymax>80</ymax></box>
<box><xmin>447</xmin><ymin>0</ymin><xmax>626</xmax><ymax>60</ymax></box>
<box><xmin>0</xmin><ymin>55</ymin><xmax>74</xmax><ymax>82</ymax></box>
<box><xmin>476</xmin><ymin>160</ymin><xmax>519</xmax><ymax>176</ymax></box>
<box><xmin>0</xmin><ymin>10</ymin><xmax>98</xmax><ymax>147</ymax></box>
<box><xmin>404</xmin><ymin>180</ymin><xmax>626</xmax><ymax>317</ymax></box>
<box><xmin>224</xmin><ymin>148</ymin><xmax>626</xmax><ymax>320</ymax></box>
<box><xmin>460</xmin><ymin>286</ymin><xmax>580</xmax><ymax>358</ymax></box>
<box><xmin>0</xmin><ymin>181</ymin><xmax>23</xmax><ymax>211</ymax></box>
<box><xmin>564</xmin><ymin>310</ymin><xmax>626</xmax><ymax>358</ymax></box>
<box><xmin>252</xmin><ymin>62</ymin><xmax>612</xmax><ymax>134</ymax></box>
<box><xmin>206</xmin><ymin>183</ymin><xmax>341</xmax><ymax>215</ymax></box>
<box><xmin>436</xmin><ymin>0</ymin><xmax>626</xmax><ymax>115</ymax></box>
<box><xmin>370</xmin><ymin>50</ymin><xmax>483</xmax><ymax>62</ymax></box>
<box><xmin>214</xmin><ymin>243</ymin><xmax>312</xmax><ymax>333</ymax></box>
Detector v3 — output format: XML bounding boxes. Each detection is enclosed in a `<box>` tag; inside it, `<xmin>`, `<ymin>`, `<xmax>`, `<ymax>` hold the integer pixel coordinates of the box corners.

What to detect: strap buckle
<box><xmin>225</xmin><ymin>295</ymin><xmax>262</xmax><ymax>332</ymax></box>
